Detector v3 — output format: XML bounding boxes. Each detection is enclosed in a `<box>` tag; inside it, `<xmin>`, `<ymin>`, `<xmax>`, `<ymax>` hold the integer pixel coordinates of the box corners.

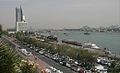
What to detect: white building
<box><xmin>16</xmin><ymin>21</ymin><xmax>27</xmax><ymax>32</ymax></box>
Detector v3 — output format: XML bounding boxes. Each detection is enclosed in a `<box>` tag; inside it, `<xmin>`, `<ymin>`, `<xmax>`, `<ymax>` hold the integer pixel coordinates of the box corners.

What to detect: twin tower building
<box><xmin>15</xmin><ymin>6</ymin><xmax>27</xmax><ymax>32</ymax></box>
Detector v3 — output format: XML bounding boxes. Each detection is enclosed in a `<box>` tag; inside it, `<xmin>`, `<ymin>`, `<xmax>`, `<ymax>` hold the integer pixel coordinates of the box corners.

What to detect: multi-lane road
<box><xmin>2</xmin><ymin>35</ymin><xmax>76</xmax><ymax>73</ymax></box>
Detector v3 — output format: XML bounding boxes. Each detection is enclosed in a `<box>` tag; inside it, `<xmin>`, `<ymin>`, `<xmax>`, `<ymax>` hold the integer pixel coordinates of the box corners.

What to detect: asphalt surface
<box><xmin>2</xmin><ymin>35</ymin><xmax>76</xmax><ymax>73</ymax></box>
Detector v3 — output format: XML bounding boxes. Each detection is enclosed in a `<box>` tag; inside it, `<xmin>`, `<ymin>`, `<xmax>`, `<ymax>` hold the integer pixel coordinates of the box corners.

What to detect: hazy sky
<box><xmin>0</xmin><ymin>0</ymin><xmax>120</xmax><ymax>30</ymax></box>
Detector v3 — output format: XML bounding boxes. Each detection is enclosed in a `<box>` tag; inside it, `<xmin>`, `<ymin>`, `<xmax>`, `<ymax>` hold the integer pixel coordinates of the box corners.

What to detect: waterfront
<box><xmin>41</xmin><ymin>31</ymin><xmax>120</xmax><ymax>55</ymax></box>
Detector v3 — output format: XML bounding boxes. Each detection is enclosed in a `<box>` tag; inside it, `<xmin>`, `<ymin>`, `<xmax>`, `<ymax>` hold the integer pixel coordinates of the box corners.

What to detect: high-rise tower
<box><xmin>15</xmin><ymin>6</ymin><xmax>27</xmax><ymax>32</ymax></box>
<box><xmin>16</xmin><ymin>6</ymin><xmax>23</xmax><ymax>22</ymax></box>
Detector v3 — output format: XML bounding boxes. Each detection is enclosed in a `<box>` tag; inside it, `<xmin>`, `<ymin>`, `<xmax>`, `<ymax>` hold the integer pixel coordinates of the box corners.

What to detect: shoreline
<box><xmin>42</xmin><ymin>31</ymin><xmax>120</xmax><ymax>58</ymax></box>
<box><xmin>57</xmin><ymin>41</ymin><xmax>120</xmax><ymax>59</ymax></box>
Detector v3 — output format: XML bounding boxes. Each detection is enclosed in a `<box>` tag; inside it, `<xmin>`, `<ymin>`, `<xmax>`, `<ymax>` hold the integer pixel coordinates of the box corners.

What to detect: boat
<box><xmin>63</xmin><ymin>32</ymin><xmax>68</xmax><ymax>36</ymax></box>
<box><xmin>47</xmin><ymin>35</ymin><xmax>58</xmax><ymax>41</ymax></box>
<box><xmin>84</xmin><ymin>32</ymin><xmax>90</xmax><ymax>35</ymax></box>
<box><xmin>83</xmin><ymin>42</ymin><xmax>99</xmax><ymax>49</ymax></box>
<box><xmin>62</xmin><ymin>39</ymin><xmax>82</xmax><ymax>46</ymax></box>
<box><xmin>63</xmin><ymin>32</ymin><xmax>67</xmax><ymax>35</ymax></box>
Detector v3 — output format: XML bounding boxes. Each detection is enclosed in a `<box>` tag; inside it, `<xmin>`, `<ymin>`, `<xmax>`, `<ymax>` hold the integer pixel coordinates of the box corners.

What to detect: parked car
<box><xmin>39</xmin><ymin>50</ymin><xmax>45</xmax><ymax>55</ymax></box>
<box><xmin>35</xmin><ymin>48</ymin><xmax>41</xmax><ymax>52</ymax></box>
<box><xmin>71</xmin><ymin>64</ymin><xmax>80</xmax><ymax>72</ymax></box>
<box><xmin>84</xmin><ymin>70</ymin><xmax>92</xmax><ymax>73</ymax></box>
<box><xmin>20</xmin><ymin>49</ymin><xmax>32</xmax><ymax>56</ymax></box>
<box><xmin>97</xmin><ymin>57</ymin><xmax>111</xmax><ymax>66</ymax></box>
<box><xmin>48</xmin><ymin>66</ymin><xmax>63</xmax><ymax>73</ymax></box>
<box><xmin>66</xmin><ymin>62</ymin><xmax>71</xmax><ymax>68</ymax></box>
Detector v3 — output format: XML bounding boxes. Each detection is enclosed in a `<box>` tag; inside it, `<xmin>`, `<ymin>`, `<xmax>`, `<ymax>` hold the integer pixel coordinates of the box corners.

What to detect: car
<box><xmin>66</xmin><ymin>62</ymin><xmax>71</xmax><ymax>68</ymax></box>
<box><xmin>26</xmin><ymin>44</ymin><xmax>30</xmax><ymax>47</ymax></box>
<box><xmin>47</xmin><ymin>53</ymin><xmax>52</xmax><ymax>58</ymax></box>
<box><xmin>51</xmin><ymin>54</ymin><xmax>59</xmax><ymax>61</ymax></box>
<box><xmin>39</xmin><ymin>50</ymin><xmax>45</xmax><ymax>55</ymax></box>
<box><xmin>30</xmin><ymin>46</ymin><xmax>35</xmax><ymax>50</ymax></box>
<box><xmin>71</xmin><ymin>64</ymin><xmax>80</xmax><ymax>72</ymax></box>
<box><xmin>48</xmin><ymin>66</ymin><xmax>63</xmax><ymax>73</ymax></box>
<box><xmin>84</xmin><ymin>70</ymin><xmax>92</xmax><ymax>73</ymax></box>
<box><xmin>20</xmin><ymin>49</ymin><xmax>32</xmax><ymax>56</ymax></box>
<box><xmin>61</xmin><ymin>61</ymin><xmax>67</xmax><ymax>66</ymax></box>
<box><xmin>35</xmin><ymin>49</ymin><xmax>41</xmax><ymax>52</ymax></box>
<box><xmin>45</xmin><ymin>68</ymin><xmax>51</xmax><ymax>73</ymax></box>
<box><xmin>44</xmin><ymin>52</ymin><xmax>48</xmax><ymax>57</ymax></box>
<box><xmin>56</xmin><ymin>70</ymin><xmax>63</xmax><ymax>73</ymax></box>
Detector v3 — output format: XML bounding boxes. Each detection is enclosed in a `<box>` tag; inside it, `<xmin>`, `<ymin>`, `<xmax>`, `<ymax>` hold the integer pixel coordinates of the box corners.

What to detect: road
<box><xmin>2</xmin><ymin>35</ymin><xmax>76</xmax><ymax>73</ymax></box>
<box><xmin>25</xmin><ymin>46</ymin><xmax>76</xmax><ymax>73</ymax></box>
<box><xmin>1</xmin><ymin>35</ymin><xmax>49</xmax><ymax>73</ymax></box>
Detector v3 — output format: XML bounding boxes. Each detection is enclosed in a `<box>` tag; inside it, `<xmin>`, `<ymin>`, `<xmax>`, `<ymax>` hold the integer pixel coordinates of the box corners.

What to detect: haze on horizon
<box><xmin>0</xmin><ymin>0</ymin><xmax>120</xmax><ymax>30</ymax></box>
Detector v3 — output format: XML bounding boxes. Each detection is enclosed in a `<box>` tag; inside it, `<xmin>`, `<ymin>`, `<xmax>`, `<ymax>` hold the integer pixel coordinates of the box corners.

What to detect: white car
<box><xmin>39</xmin><ymin>50</ymin><xmax>45</xmax><ymax>55</ymax></box>
<box><xmin>45</xmin><ymin>68</ymin><xmax>51</xmax><ymax>73</ymax></box>
<box><xmin>85</xmin><ymin>70</ymin><xmax>92</xmax><ymax>73</ymax></box>
<box><xmin>56</xmin><ymin>70</ymin><xmax>63</xmax><ymax>73</ymax></box>
<box><xmin>20</xmin><ymin>49</ymin><xmax>32</xmax><ymax>56</ymax></box>
<box><xmin>66</xmin><ymin>63</ymin><xmax>71</xmax><ymax>68</ymax></box>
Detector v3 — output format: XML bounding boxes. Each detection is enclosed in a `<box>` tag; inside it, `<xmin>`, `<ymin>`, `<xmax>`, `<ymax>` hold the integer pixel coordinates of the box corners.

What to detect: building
<box><xmin>16</xmin><ymin>6</ymin><xmax>23</xmax><ymax>22</ymax></box>
<box><xmin>7</xmin><ymin>28</ymin><xmax>16</xmax><ymax>34</ymax></box>
<box><xmin>16</xmin><ymin>21</ymin><xmax>27</xmax><ymax>32</ymax></box>
<box><xmin>15</xmin><ymin>6</ymin><xmax>27</xmax><ymax>32</ymax></box>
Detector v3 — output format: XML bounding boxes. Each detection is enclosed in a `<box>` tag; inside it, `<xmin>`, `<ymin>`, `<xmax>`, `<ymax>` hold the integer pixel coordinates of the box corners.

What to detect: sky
<box><xmin>0</xmin><ymin>0</ymin><xmax>120</xmax><ymax>30</ymax></box>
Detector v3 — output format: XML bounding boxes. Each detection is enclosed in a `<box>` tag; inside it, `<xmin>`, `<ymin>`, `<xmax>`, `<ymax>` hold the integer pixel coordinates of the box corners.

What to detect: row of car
<box><xmin>16</xmin><ymin>41</ymin><xmax>94</xmax><ymax>73</ymax></box>
<box><xmin>15</xmin><ymin>41</ymin><xmax>64</xmax><ymax>73</ymax></box>
<box><xmin>21</xmin><ymin>43</ymin><xmax>65</xmax><ymax>73</ymax></box>
<box><xmin>27</xmin><ymin>45</ymin><xmax>85</xmax><ymax>72</ymax></box>
<box><xmin>15</xmin><ymin>37</ymin><xmax>113</xmax><ymax>73</ymax></box>
<box><xmin>46</xmin><ymin>66</ymin><xmax>63</xmax><ymax>73</ymax></box>
<box><xmin>41</xmin><ymin>66</ymin><xmax>64</xmax><ymax>73</ymax></box>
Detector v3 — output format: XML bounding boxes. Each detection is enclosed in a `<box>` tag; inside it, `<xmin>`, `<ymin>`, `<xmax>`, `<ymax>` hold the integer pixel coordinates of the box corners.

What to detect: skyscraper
<box><xmin>15</xmin><ymin>6</ymin><xmax>27</xmax><ymax>32</ymax></box>
<box><xmin>15</xmin><ymin>6</ymin><xmax>23</xmax><ymax>22</ymax></box>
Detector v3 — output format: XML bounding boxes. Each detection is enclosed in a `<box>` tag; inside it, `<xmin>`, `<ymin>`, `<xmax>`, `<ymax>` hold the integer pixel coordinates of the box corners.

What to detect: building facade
<box><xmin>16</xmin><ymin>21</ymin><xmax>27</xmax><ymax>32</ymax></box>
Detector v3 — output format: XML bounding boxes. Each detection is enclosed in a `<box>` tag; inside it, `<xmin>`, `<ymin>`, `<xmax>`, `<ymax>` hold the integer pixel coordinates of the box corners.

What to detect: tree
<box><xmin>108</xmin><ymin>61</ymin><xmax>120</xmax><ymax>73</ymax></box>
<box><xmin>0</xmin><ymin>42</ymin><xmax>38</xmax><ymax>73</ymax></box>
<box><xmin>0</xmin><ymin>24</ymin><xmax>2</xmax><ymax>37</ymax></box>
<box><xmin>0</xmin><ymin>42</ymin><xmax>19</xmax><ymax>73</ymax></box>
<box><xmin>0</xmin><ymin>24</ymin><xmax>2</xmax><ymax>31</ymax></box>
<box><xmin>18</xmin><ymin>60</ymin><xmax>38</xmax><ymax>73</ymax></box>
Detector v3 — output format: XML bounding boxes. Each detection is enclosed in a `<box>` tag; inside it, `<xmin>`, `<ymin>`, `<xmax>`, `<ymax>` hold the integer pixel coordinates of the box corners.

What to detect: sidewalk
<box><xmin>16</xmin><ymin>47</ymin><xmax>48</xmax><ymax>73</ymax></box>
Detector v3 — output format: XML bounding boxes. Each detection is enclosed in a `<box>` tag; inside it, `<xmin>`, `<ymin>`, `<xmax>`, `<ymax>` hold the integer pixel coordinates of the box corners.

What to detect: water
<box><xmin>41</xmin><ymin>31</ymin><xmax>120</xmax><ymax>54</ymax></box>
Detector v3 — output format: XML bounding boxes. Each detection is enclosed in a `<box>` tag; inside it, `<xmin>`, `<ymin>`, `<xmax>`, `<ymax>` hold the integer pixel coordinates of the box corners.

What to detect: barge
<box><xmin>62</xmin><ymin>39</ymin><xmax>82</xmax><ymax>46</ymax></box>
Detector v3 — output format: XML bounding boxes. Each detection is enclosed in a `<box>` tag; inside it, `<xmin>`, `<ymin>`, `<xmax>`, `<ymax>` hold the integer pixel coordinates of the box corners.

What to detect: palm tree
<box><xmin>0</xmin><ymin>42</ymin><xmax>19</xmax><ymax>73</ymax></box>
<box><xmin>0</xmin><ymin>42</ymin><xmax>38</xmax><ymax>73</ymax></box>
